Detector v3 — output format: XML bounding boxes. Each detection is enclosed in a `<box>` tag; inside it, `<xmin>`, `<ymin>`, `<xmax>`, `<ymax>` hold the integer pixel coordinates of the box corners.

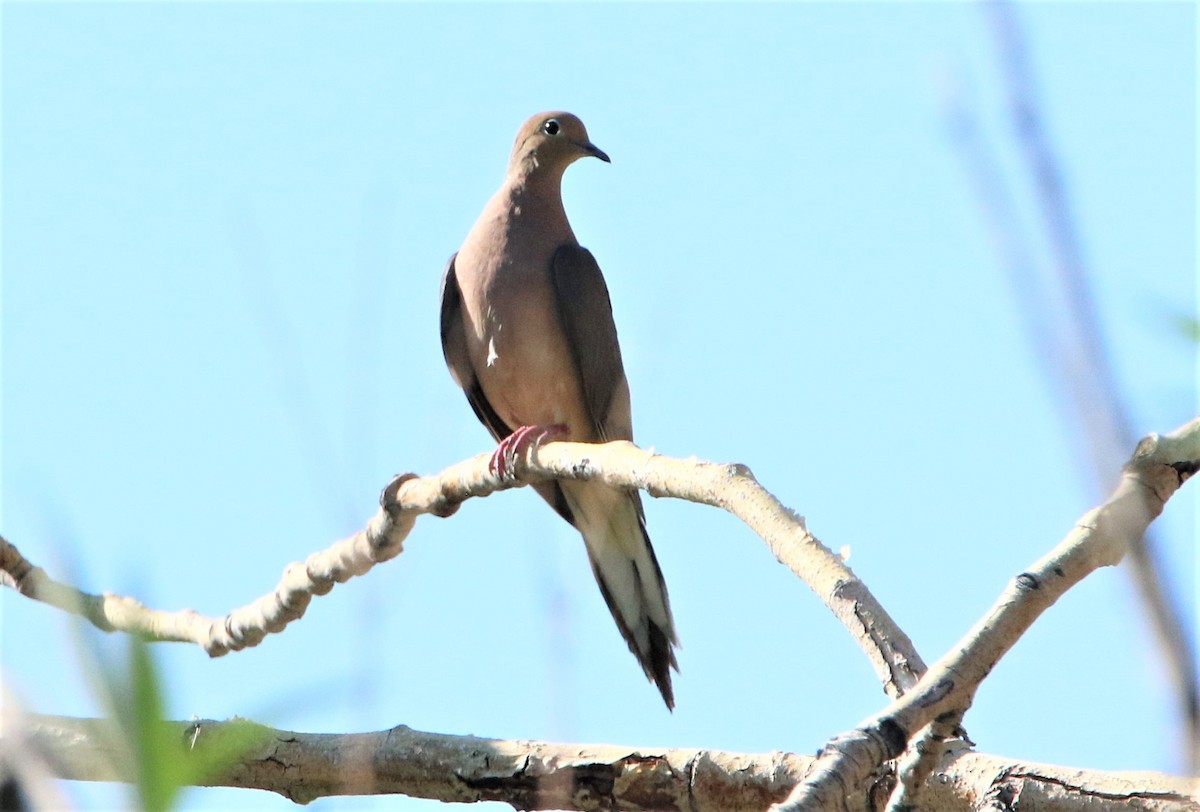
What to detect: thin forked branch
<box><xmin>0</xmin><ymin>441</ymin><xmax>925</xmax><ymax>700</ymax></box>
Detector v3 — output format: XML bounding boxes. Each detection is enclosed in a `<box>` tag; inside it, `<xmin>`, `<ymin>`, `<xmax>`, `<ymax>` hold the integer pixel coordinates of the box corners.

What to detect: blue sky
<box><xmin>2</xmin><ymin>3</ymin><xmax>1195</xmax><ymax>810</ymax></box>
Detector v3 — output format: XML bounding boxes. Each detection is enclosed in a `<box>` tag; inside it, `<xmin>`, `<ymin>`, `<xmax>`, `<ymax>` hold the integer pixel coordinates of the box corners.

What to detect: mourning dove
<box><xmin>439</xmin><ymin>112</ymin><xmax>680</xmax><ymax>708</ymax></box>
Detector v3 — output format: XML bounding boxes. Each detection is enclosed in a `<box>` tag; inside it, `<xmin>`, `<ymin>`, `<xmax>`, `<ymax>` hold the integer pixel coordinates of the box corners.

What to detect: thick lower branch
<box><xmin>19</xmin><ymin>714</ymin><xmax>1196</xmax><ymax>811</ymax></box>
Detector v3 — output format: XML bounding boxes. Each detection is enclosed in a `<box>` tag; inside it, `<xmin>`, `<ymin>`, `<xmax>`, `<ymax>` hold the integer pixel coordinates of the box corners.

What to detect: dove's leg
<box><xmin>490</xmin><ymin>424</ymin><xmax>568</xmax><ymax>479</ymax></box>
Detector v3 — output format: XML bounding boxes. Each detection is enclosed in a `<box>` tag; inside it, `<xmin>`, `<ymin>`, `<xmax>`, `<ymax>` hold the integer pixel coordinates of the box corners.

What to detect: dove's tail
<box><xmin>561</xmin><ymin>480</ymin><xmax>679</xmax><ymax>709</ymax></box>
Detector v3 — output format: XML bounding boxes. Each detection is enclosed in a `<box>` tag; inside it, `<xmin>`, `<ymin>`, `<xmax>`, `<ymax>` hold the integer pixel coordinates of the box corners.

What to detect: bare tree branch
<box><xmin>1</xmin><ymin>441</ymin><xmax>925</xmax><ymax>699</ymax></box>
<box><xmin>20</xmin><ymin>713</ymin><xmax>1198</xmax><ymax>812</ymax></box>
<box><xmin>773</xmin><ymin>417</ymin><xmax>1200</xmax><ymax>812</ymax></box>
<box><xmin>10</xmin><ymin>422</ymin><xmax>1193</xmax><ymax>809</ymax></box>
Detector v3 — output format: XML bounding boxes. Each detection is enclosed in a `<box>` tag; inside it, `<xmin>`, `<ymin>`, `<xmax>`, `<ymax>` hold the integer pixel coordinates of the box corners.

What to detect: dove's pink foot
<box><xmin>490</xmin><ymin>424</ymin><xmax>568</xmax><ymax>479</ymax></box>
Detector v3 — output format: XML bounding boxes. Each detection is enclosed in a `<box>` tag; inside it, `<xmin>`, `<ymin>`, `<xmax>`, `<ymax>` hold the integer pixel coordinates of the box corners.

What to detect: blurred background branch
<box><xmin>943</xmin><ymin>0</ymin><xmax>1198</xmax><ymax>770</ymax></box>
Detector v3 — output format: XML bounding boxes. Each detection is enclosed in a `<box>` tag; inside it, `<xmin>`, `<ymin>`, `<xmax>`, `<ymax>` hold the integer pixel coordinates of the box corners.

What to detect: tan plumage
<box><xmin>439</xmin><ymin>112</ymin><xmax>679</xmax><ymax>708</ymax></box>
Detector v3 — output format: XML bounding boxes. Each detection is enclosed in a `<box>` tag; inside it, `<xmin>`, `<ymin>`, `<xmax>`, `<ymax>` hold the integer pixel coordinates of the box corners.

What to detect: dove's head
<box><xmin>509</xmin><ymin>111</ymin><xmax>610</xmax><ymax>177</ymax></box>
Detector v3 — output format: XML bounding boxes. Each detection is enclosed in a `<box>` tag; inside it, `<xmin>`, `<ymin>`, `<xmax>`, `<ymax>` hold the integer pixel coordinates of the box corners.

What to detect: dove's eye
<box><xmin>542</xmin><ymin>119</ymin><xmax>561</xmax><ymax>136</ymax></box>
